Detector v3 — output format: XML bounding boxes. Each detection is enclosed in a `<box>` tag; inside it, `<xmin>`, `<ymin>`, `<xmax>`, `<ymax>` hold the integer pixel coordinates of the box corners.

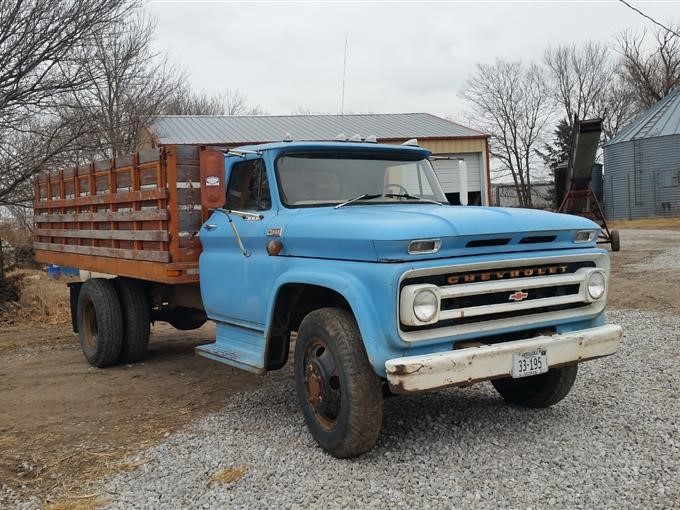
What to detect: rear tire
<box><xmin>294</xmin><ymin>308</ymin><xmax>383</xmax><ymax>458</ymax></box>
<box><xmin>610</xmin><ymin>230</ymin><xmax>621</xmax><ymax>252</ymax></box>
<box><xmin>77</xmin><ymin>278</ymin><xmax>123</xmax><ymax>368</ymax></box>
<box><xmin>114</xmin><ymin>278</ymin><xmax>150</xmax><ymax>363</ymax></box>
<box><xmin>491</xmin><ymin>364</ymin><xmax>578</xmax><ymax>408</ymax></box>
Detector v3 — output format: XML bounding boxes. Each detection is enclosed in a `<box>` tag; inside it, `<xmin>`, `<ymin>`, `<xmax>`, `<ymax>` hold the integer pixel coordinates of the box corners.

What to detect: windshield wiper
<box><xmin>334</xmin><ymin>193</ymin><xmax>382</xmax><ymax>209</ymax></box>
<box><xmin>383</xmin><ymin>193</ymin><xmax>444</xmax><ymax>206</ymax></box>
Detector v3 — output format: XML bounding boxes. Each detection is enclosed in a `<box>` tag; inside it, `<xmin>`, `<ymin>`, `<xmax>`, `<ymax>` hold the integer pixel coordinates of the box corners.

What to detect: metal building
<box><xmin>603</xmin><ymin>88</ymin><xmax>680</xmax><ymax>219</ymax></box>
<box><xmin>142</xmin><ymin>113</ymin><xmax>491</xmax><ymax>205</ymax></box>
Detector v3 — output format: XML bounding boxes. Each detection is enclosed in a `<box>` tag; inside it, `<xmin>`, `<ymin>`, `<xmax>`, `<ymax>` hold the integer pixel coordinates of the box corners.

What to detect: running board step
<box><xmin>195</xmin><ymin>322</ymin><xmax>266</xmax><ymax>374</ymax></box>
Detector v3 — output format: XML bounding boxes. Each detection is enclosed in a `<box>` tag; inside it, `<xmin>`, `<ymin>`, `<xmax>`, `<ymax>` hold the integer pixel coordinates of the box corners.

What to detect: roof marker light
<box><xmin>283</xmin><ymin>133</ymin><xmax>293</xmax><ymax>142</ymax></box>
<box><xmin>335</xmin><ymin>133</ymin><xmax>348</xmax><ymax>141</ymax></box>
<box><xmin>402</xmin><ymin>138</ymin><xmax>419</xmax><ymax>146</ymax></box>
<box><xmin>350</xmin><ymin>133</ymin><xmax>362</xmax><ymax>142</ymax></box>
<box><xmin>364</xmin><ymin>135</ymin><xmax>377</xmax><ymax>143</ymax></box>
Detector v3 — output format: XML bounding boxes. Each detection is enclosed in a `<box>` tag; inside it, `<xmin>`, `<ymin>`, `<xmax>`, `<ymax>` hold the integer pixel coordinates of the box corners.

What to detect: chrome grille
<box><xmin>398</xmin><ymin>254</ymin><xmax>609</xmax><ymax>343</ymax></box>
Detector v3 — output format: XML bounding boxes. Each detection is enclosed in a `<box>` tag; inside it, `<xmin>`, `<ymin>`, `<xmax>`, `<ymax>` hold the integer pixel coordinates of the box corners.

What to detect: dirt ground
<box><xmin>1</xmin><ymin>226</ymin><xmax>678</xmax><ymax>508</ymax></box>
<box><xmin>0</xmin><ymin>321</ymin><xmax>264</xmax><ymax>507</ymax></box>
<box><xmin>607</xmin><ymin>228</ymin><xmax>680</xmax><ymax>314</ymax></box>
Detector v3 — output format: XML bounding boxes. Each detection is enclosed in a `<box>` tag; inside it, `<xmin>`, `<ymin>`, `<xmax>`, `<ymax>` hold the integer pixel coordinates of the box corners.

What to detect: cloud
<box><xmin>147</xmin><ymin>0</ymin><xmax>673</xmax><ymax>117</ymax></box>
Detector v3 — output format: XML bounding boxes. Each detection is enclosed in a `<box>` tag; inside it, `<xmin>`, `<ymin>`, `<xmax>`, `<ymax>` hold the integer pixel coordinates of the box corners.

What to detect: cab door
<box><xmin>199</xmin><ymin>156</ymin><xmax>277</xmax><ymax>330</ymax></box>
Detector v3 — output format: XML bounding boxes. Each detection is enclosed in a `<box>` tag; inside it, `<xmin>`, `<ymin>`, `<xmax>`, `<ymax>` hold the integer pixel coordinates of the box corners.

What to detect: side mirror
<box><xmin>200</xmin><ymin>149</ymin><xmax>226</xmax><ymax>209</ymax></box>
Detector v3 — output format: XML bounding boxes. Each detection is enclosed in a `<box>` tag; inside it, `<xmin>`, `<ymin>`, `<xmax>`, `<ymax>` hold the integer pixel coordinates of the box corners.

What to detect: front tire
<box><xmin>294</xmin><ymin>308</ymin><xmax>383</xmax><ymax>458</ymax></box>
<box><xmin>491</xmin><ymin>364</ymin><xmax>578</xmax><ymax>408</ymax></box>
<box><xmin>77</xmin><ymin>278</ymin><xmax>123</xmax><ymax>368</ymax></box>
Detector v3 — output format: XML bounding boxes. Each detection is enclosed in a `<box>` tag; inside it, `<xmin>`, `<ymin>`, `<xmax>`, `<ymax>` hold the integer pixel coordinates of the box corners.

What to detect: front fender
<box><xmin>266</xmin><ymin>263</ymin><xmax>407</xmax><ymax>376</ymax></box>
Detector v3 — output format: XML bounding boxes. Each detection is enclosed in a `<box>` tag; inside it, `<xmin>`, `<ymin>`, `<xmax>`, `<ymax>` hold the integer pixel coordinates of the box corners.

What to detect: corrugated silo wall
<box><xmin>604</xmin><ymin>135</ymin><xmax>680</xmax><ymax>219</ymax></box>
<box><xmin>604</xmin><ymin>141</ymin><xmax>634</xmax><ymax>220</ymax></box>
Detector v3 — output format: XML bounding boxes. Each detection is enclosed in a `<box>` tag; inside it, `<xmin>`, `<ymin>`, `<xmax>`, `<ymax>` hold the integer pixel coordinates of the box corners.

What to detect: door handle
<box><xmin>203</xmin><ymin>223</ymin><xmax>218</xmax><ymax>230</ymax></box>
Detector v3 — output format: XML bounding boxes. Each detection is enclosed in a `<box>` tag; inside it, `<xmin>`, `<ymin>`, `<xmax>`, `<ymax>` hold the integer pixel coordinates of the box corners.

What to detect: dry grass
<box><xmin>38</xmin><ymin>456</ymin><xmax>149</xmax><ymax>510</ymax></box>
<box><xmin>610</xmin><ymin>217</ymin><xmax>680</xmax><ymax>231</ymax></box>
<box><xmin>207</xmin><ymin>465</ymin><xmax>248</xmax><ymax>486</ymax></box>
<box><xmin>44</xmin><ymin>495</ymin><xmax>110</xmax><ymax>510</ymax></box>
<box><xmin>9</xmin><ymin>269</ymin><xmax>72</xmax><ymax>324</ymax></box>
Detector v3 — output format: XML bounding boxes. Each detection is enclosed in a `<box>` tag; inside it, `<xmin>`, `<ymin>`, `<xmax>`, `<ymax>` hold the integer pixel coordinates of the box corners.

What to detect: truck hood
<box><xmin>276</xmin><ymin>204</ymin><xmax>600</xmax><ymax>262</ymax></box>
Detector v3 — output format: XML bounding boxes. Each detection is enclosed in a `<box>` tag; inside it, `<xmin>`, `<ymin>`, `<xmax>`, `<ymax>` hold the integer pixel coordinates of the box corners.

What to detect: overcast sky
<box><xmin>147</xmin><ymin>0</ymin><xmax>680</xmax><ymax>121</ymax></box>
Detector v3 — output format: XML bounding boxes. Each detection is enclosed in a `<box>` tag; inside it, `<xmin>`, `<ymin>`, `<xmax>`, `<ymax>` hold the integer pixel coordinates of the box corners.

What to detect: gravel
<box><xmin>619</xmin><ymin>229</ymin><xmax>680</xmax><ymax>271</ymax></box>
<box><xmin>96</xmin><ymin>309</ymin><xmax>679</xmax><ymax>510</ymax></box>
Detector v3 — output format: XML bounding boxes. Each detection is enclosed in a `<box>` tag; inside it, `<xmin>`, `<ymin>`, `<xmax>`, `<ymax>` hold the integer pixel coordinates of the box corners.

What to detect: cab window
<box><xmin>225</xmin><ymin>159</ymin><xmax>271</xmax><ymax>211</ymax></box>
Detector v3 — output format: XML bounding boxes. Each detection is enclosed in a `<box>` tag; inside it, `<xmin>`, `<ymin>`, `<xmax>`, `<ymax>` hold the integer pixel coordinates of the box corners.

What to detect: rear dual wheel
<box><xmin>114</xmin><ymin>278</ymin><xmax>150</xmax><ymax>363</ymax></box>
<box><xmin>77</xmin><ymin>279</ymin><xmax>123</xmax><ymax>368</ymax></box>
<box><xmin>77</xmin><ymin>278</ymin><xmax>150</xmax><ymax>367</ymax></box>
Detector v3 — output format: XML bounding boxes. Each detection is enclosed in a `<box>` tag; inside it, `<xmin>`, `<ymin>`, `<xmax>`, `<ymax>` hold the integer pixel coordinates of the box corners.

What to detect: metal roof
<box><xmin>146</xmin><ymin>113</ymin><xmax>486</xmax><ymax>145</ymax></box>
<box><xmin>606</xmin><ymin>87</ymin><xmax>680</xmax><ymax>145</ymax></box>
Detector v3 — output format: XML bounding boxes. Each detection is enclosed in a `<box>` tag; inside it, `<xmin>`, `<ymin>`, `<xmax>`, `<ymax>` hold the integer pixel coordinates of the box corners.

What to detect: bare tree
<box><xmin>164</xmin><ymin>88</ymin><xmax>265</xmax><ymax>116</ymax></box>
<box><xmin>461</xmin><ymin>60</ymin><xmax>553</xmax><ymax>208</ymax></box>
<box><xmin>164</xmin><ymin>88</ymin><xmax>227</xmax><ymax>116</ymax></box>
<box><xmin>616</xmin><ymin>24</ymin><xmax>680</xmax><ymax>109</ymax></box>
<box><xmin>597</xmin><ymin>74</ymin><xmax>639</xmax><ymax>141</ymax></box>
<box><xmin>0</xmin><ymin>0</ymin><xmax>133</xmax><ymax>208</ymax></box>
<box><xmin>544</xmin><ymin>42</ymin><xmax>615</xmax><ymax>128</ymax></box>
<box><xmin>222</xmin><ymin>89</ymin><xmax>264</xmax><ymax>116</ymax></box>
<box><xmin>67</xmin><ymin>10</ymin><xmax>184</xmax><ymax>159</ymax></box>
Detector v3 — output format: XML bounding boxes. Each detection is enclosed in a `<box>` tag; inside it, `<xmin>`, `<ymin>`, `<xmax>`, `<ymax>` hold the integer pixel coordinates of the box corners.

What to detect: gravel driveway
<box><xmin>99</xmin><ymin>309</ymin><xmax>678</xmax><ymax>510</ymax></box>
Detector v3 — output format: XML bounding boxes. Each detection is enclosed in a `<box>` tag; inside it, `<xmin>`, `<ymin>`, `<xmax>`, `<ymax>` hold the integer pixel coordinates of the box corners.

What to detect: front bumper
<box><xmin>385</xmin><ymin>324</ymin><xmax>623</xmax><ymax>394</ymax></box>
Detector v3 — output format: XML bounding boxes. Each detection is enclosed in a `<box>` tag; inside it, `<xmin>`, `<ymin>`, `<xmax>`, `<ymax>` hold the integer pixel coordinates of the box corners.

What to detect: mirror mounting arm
<box><xmin>211</xmin><ymin>208</ymin><xmax>262</xmax><ymax>257</ymax></box>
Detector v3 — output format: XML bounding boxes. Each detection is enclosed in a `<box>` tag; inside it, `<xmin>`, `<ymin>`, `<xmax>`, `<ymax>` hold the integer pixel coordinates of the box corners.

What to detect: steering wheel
<box><xmin>383</xmin><ymin>183</ymin><xmax>409</xmax><ymax>195</ymax></box>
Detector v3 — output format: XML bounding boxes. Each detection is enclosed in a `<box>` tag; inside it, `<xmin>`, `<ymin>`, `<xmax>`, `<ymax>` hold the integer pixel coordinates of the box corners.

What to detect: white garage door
<box><xmin>432</xmin><ymin>153</ymin><xmax>482</xmax><ymax>193</ymax></box>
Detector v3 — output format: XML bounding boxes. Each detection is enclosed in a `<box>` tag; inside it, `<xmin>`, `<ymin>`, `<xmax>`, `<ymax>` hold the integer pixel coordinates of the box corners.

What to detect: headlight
<box><xmin>413</xmin><ymin>289</ymin><xmax>438</xmax><ymax>322</ymax></box>
<box><xmin>574</xmin><ymin>230</ymin><xmax>597</xmax><ymax>243</ymax></box>
<box><xmin>587</xmin><ymin>271</ymin><xmax>606</xmax><ymax>299</ymax></box>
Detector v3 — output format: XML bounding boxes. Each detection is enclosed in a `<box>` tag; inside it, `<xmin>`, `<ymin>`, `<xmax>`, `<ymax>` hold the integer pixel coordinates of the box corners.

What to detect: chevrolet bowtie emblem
<box><xmin>509</xmin><ymin>290</ymin><xmax>529</xmax><ymax>302</ymax></box>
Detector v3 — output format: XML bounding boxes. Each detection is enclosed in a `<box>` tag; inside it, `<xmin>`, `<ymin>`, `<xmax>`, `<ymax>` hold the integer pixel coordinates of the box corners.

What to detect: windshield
<box><xmin>276</xmin><ymin>154</ymin><xmax>447</xmax><ymax>207</ymax></box>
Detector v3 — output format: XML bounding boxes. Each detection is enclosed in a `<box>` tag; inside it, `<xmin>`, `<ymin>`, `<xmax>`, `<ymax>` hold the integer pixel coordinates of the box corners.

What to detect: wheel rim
<box><xmin>303</xmin><ymin>338</ymin><xmax>341</xmax><ymax>430</ymax></box>
<box><xmin>83</xmin><ymin>300</ymin><xmax>98</xmax><ymax>349</ymax></box>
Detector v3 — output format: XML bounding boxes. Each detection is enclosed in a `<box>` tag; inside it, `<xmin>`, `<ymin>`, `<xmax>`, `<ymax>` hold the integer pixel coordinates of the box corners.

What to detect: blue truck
<box><xmin>35</xmin><ymin>140</ymin><xmax>622</xmax><ymax>458</ymax></box>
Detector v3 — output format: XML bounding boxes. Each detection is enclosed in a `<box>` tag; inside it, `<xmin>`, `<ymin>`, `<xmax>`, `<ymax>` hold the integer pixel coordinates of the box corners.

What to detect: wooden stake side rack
<box><xmin>34</xmin><ymin>145</ymin><xmax>209</xmax><ymax>284</ymax></box>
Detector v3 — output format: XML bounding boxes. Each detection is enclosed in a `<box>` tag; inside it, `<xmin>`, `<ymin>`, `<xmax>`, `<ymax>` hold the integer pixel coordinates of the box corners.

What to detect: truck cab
<box><xmin>195</xmin><ymin>140</ymin><xmax>622</xmax><ymax>457</ymax></box>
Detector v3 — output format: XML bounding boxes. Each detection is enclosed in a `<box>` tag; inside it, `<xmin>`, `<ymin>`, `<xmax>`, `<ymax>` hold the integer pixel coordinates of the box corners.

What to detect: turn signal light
<box><xmin>267</xmin><ymin>240</ymin><xmax>283</xmax><ymax>256</ymax></box>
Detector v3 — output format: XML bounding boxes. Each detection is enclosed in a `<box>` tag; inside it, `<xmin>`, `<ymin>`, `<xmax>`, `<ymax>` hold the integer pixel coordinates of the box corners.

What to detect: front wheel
<box><xmin>491</xmin><ymin>364</ymin><xmax>578</xmax><ymax>408</ymax></box>
<box><xmin>294</xmin><ymin>308</ymin><xmax>383</xmax><ymax>458</ymax></box>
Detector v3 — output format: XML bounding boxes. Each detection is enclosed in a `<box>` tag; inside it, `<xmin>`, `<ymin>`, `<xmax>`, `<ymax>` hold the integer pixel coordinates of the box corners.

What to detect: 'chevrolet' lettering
<box><xmin>446</xmin><ymin>265</ymin><xmax>569</xmax><ymax>285</ymax></box>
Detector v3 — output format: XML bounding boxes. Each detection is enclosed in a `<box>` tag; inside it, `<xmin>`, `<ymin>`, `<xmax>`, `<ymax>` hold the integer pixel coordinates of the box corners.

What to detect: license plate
<box><xmin>511</xmin><ymin>349</ymin><xmax>548</xmax><ymax>378</ymax></box>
